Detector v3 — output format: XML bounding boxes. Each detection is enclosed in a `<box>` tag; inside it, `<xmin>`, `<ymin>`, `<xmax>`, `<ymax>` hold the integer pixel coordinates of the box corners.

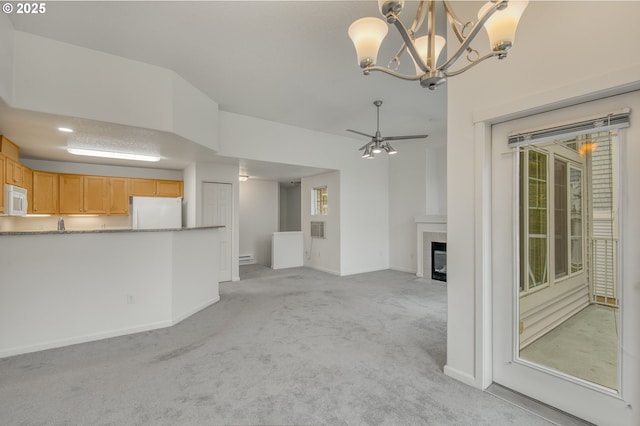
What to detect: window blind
<box><xmin>508</xmin><ymin>108</ymin><xmax>631</xmax><ymax>148</ymax></box>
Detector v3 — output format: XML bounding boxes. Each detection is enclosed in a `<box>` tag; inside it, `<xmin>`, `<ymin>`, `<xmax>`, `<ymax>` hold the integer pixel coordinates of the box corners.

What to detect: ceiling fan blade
<box><xmin>382</xmin><ymin>134</ymin><xmax>429</xmax><ymax>141</ymax></box>
<box><xmin>358</xmin><ymin>142</ymin><xmax>372</xmax><ymax>151</ymax></box>
<box><xmin>347</xmin><ymin>129</ymin><xmax>375</xmax><ymax>139</ymax></box>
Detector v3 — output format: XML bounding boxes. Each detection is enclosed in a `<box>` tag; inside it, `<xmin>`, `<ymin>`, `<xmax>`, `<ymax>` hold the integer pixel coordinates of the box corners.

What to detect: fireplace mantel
<box><xmin>415</xmin><ymin>215</ymin><xmax>447</xmax><ymax>278</ymax></box>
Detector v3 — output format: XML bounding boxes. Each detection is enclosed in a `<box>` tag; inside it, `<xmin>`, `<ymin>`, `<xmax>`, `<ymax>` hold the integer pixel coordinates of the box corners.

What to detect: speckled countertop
<box><xmin>0</xmin><ymin>226</ymin><xmax>224</xmax><ymax>236</ymax></box>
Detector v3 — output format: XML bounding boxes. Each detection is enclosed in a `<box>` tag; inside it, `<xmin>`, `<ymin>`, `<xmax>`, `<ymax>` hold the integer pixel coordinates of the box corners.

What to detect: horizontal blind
<box><xmin>508</xmin><ymin>108</ymin><xmax>630</xmax><ymax>148</ymax></box>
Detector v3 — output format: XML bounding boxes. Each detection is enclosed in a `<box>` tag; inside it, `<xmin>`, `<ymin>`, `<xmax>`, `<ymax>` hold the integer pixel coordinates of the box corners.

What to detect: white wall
<box><xmin>219</xmin><ymin>111</ymin><xmax>389</xmax><ymax>276</ymax></box>
<box><xmin>425</xmin><ymin>144</ymin><xmax>447</xmax><ymax>216</ymax></box>
<box><xmin>11</xmin><ymin>31</ymin><xmax>218</xmax><ymax>152</ymax></box>
<box><xmin>0</xmin><ymin>228</ymin><xmax>220</xmax><ymax>358</ymax></box>
<box><xmin>446</xmin><ymin>2</ymin><xmax>640</xmax><ymax>421</ymax></box>
<box><xmin>239</xmin><ymin>179</ymin><xmax>279</xmax><ymax>266</ymax></box>
<box><xmin>0</xmin><ymin>13</ymin><xmax>13</xmax><ymax>104</ymax></box>
<box><xmin>302</xmin><ymin>171</ymin><xmax>341</xmax><ymax>275</ymax></box>
<box><xmin>388</xmin><ymin>140</ymin><xmax>428</xmax><ymax>273</ymax></box>
<box><xmin>171</xmin><ymin>73</ymin><xmax>219</xmax><ymax>152</ymax></box>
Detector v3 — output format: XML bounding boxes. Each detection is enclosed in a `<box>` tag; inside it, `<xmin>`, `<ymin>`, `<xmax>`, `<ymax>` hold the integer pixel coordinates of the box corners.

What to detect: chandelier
<box><xmin>348</xmin><ymin>0</ymin><xmax>529</xmax><ymax>90</ymax></box>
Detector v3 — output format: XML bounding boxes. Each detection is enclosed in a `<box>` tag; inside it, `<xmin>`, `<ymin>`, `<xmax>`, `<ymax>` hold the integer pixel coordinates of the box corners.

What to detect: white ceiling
<box><xmin>5</xmin><ymin>1</ymin><xmax>447</xmax><ymax>180</ymax></box>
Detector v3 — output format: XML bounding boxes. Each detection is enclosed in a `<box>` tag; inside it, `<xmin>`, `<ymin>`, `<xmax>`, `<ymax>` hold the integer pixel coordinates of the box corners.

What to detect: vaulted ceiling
<box><xmin>4</xmin><ymin>1</ymin><xmax>448</xmax><ymax>177</ymax></box>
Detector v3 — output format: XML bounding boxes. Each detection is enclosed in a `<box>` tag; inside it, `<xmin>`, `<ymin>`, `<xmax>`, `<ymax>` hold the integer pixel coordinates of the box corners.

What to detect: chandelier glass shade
<box><xmin>348</xmin><ymin>0</ymin><xmax>529</xmax><ymax>90</ymax></box>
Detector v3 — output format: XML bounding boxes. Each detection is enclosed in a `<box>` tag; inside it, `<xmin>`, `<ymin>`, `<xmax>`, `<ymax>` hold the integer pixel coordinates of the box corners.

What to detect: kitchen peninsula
<box><xmin>0</xmin><ymin>226</ymin><xmax>223</xmax><ymax>358</ymax></box>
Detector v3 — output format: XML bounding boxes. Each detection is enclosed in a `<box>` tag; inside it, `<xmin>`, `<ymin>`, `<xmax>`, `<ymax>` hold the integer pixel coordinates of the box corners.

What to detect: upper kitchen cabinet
<box><xmin>5</xmin><ymin>158</ymin><xmax>26</xmax><ymax>188</ymax></box>
<box><xmin>129</xmin><ymin>178</ymin><xmax>183</xmax><ymax>197</ymax></box>
<box><xmin>32</xmin><ymin>171</ymin><xmax>59</xmax><ymax>214</ymax></box>
<box><xmin>1</xmin><ymin>136</ymin><xmax>27</xmax><ymax>189</ymax></box>
<box><xmin>0</xmin><ymin>136</ymin><xmax>19</xmax><ymax>161</ymax></box>
<box><xmin>59</xmin><ymin>174</ymin><xmax>108</xmax><ymax>214</ymax></box>
<box><xmin>108</xmin><ymin>177</ymin><xmax>129</xmax><ymax>215</ymax></box>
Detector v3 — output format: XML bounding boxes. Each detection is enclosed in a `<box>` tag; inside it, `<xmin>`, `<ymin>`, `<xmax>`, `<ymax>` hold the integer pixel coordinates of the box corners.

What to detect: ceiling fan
<box><xmin>347</xmin><ymin>100</ymin><xmax>428</xmax><ymax>158</ymax></box>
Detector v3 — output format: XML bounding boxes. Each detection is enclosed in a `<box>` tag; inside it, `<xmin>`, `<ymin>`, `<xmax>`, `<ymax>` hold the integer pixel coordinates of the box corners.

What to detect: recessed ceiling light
<box><xmin>67</xmin><ymin>147</ymin><xmax>161</xmax><ymax>162</ymax></box>
<box><xmin>58</xmin><ymin>127</ymin><xmax>74</xmax><ymax>133</ymax></box>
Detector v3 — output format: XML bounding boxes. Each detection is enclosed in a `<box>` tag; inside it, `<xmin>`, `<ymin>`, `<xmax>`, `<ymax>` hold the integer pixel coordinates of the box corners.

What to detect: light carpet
<box><xmin>0</xmin><ymin>266</ymin><xmax>552</xmax><ymax>425</ymax></box>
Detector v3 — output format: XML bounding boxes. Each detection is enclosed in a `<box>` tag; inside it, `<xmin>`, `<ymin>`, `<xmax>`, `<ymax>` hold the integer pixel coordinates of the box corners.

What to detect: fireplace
<box><xmin>431</xmin><ymin>241</ymin><xmax>447</xmax><ymax>282</ymax></box>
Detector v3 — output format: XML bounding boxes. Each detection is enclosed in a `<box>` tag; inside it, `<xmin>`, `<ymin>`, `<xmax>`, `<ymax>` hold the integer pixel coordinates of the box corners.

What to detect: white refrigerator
<box><xmin>131</xmin><ymin>197</ymin><xmax>182</xmax><ymax>229</ymax></box>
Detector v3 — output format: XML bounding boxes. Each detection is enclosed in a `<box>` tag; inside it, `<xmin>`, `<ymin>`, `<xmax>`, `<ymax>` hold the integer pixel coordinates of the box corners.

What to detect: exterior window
<box><xmin>528</xmin><ymin>151</ymin><xmax>549</xmax><ymax>289</ymax></box>
<box><xmin>311</xmin><ymin>186</ymin><xmax>328</xmax><ymax>215</ymax></box>
<box><xmin>554</xmin><ymin>159</ymin><xmax>568</xmax><ymax>278</ymax></box>
<box><xmin>520</xmin><ymin>147</ymin><xmax>584</xmax><ymax>294</ymax></box>
<box><xmin>522</xmin><ymin>150</ymin><xmax>549</xmax><ymax>291</ymax></box>
<box><xmin>570</xmin><ymin>167</ymin><xmax>583</xmax><ymax>273</ymax></box>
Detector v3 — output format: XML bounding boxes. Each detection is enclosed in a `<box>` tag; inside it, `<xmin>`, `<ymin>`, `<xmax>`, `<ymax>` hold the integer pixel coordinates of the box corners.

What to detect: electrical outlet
<box><xmin>126</xmin><ymin>295</ymin><xmax>134</xmax><ymax>305</ymax></box>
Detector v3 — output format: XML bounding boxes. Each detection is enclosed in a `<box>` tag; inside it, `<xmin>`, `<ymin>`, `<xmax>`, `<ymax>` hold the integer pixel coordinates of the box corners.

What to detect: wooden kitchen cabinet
<box><xmin>5</xmin><ymin>158</ymin><xmax>26</xmax><ymax>188</ymax></box>
<box><xmin>23</xmin><ymin>168</ymin><xmax>33</xmax><ymax>214</ymax></box>
<box><xmin>59</xmin><ymin>174</ymin><xmax>108</xmax><ymax>214</ymax></box>
<box><xmin>0</xmin><ymin>135</ymin><xmax>19</xmax><ymax>160</ymax></box>
<box><xmin>129</xmin><ymin>178</ymin><xmax>183</xmax><ymax>197</ymax></box>
<box><xmin>32</xmin><ymin>171</ymin><xmax>59</xmax><ymax>214</ymax></box>
<box><xmin>108</xmin><ymin>177</ymin><xmax>129</xmax><ymax>215</ymax></box>
<box><xmin>156</xmin><ymin>180</ymin><xmax>183</xmax><ymax>197</ymax></box>
<box><xmin>0</xmin><ymin>153</ymin><xmax>4</xmax><ymax>213</ymax></box>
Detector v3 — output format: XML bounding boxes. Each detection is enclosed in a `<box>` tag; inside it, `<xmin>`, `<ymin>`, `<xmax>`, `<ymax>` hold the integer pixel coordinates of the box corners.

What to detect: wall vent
<box><xmin>239</xmin><ymin>255</ymin><xmax>256</xmax><ymax>265</ymax></box>
<box><xmin>310</xmin><ymin>221</ymin><xmax>325</xmax><ymax>238</ymax></box>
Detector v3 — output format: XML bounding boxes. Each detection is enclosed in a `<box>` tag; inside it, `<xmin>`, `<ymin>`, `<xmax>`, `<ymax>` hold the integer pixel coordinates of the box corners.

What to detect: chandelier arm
<box><xmin>426</xmin><ymin>0</ymin><xmax>437</xmax><ymax>70</ymax></box>
<box><xmin>364</xmin><ymin>66</ymin><xmax>422</xmax><ymax>81</ymax></box>
<box><xmin>389</xmin><ymin>16</ymin><xmax>430</xmax><ymax>73</ymax></box>
<box><xmin>444</xmin><ymin>1</ymin><xmax>467</xmax><ymax>45</ymax></box>
<box><xmin>442</xmin><ymin>0</ymin><xmax>466</xmax><ymax>32</ymax></box>
<box><xmin>443</xmin><ymin>51</ymin><xmax>505</xmax><ymax>77</ymax></box>
<box><xmin>389</xmin><ymin>43</ymin><xmax>408</xmax><ymax>70</ymax></box>
<box><xmin>438</xmin><ymin>0</ymin><xmax>508</xmax><ymax>72</ymax></box>
<box><xmin>410</xmin><ymin>0</ymin><xmax>428</xmax><ymax>33</ymax></box>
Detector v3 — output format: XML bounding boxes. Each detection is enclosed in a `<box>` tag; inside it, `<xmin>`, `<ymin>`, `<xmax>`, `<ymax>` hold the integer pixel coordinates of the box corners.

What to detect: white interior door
<box><xmin>202</xmin><ymin>182</ymin><xmax>232</xmax><ymax>282</ymax></box>
<box><xmin>491</xmin><ymin>92</ymin><xmax>638</xmax><ymax>426</ymax></box>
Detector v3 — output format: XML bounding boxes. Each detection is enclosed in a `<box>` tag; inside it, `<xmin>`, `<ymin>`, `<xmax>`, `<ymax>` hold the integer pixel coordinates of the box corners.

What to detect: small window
<box><xmin>311</xmin><ymin>186</ymin><xmax>328</xmax><ymax>215</ymax></box>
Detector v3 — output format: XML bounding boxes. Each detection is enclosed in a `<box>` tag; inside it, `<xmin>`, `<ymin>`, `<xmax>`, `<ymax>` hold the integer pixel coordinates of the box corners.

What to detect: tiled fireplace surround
<box><xmin>415</xmin><ymin>215</ymin><xmax>447</xmax><ymax>279</ymax></box>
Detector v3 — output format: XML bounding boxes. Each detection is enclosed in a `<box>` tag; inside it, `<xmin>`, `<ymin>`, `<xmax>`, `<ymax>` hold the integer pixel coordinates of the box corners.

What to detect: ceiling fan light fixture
<box><xmin>349</xmin><ymin>100</ymin><xmax>428</xmax><ymax>159</ymax></box>
<box><xmin>385</xmin><ymin>143</ymin><xmax>397</xmax><ymax>154</ymax></box>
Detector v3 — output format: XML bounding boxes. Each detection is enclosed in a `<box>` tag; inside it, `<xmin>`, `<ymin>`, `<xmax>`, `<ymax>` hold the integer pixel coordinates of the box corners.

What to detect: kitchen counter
<box><xmin>0</xmin><ymin>227</ymin><xmax>222</xmax><ymax>358</ymax></box>
<box><xmin>0</xmin><ymin>225</ymin><xmax>223</xmax><ymax>236</ymax></box>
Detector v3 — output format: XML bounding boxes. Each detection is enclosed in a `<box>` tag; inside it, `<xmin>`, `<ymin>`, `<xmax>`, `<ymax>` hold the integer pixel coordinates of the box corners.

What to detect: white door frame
<box><xmin>473</xmin><ymin>82</ymin><xmax>640</xmax><ymax>425</ymax></box>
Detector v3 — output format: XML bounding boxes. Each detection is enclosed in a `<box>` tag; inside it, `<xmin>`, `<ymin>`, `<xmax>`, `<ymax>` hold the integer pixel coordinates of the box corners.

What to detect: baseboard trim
<box><xmin>444</xmin><ymin>364</ymin><xmax>479</xmax><ymax>388</ymax></box>
<box><xmin>1</xmin><ymin>297</ymin><xmax>222</xmax><ymax>359</ymax></box>
<box><xmin>171</xmin><ymin>296</ymin><xmax>220</xmax><ymax>325</ymax></box>
<box><xmin>0</xmin><ymin>319</ymin><xmax>173</xmax><ymax>359</ymax></box>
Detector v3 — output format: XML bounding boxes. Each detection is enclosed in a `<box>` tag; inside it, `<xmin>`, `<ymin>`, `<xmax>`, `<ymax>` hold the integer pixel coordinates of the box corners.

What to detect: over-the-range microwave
<box><xmin>4</xmin><ymin>184</ymin><xmax>28</xmax><ymax>216</ymax></box>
